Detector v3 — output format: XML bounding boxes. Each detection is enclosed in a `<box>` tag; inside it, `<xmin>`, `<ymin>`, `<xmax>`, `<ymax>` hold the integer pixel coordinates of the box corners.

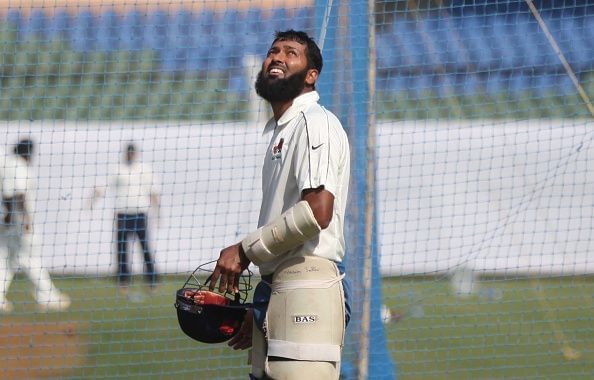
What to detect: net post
<box><xmin>314</xmin><ymin>0</ymin><xmax>396</xmax><ymax>378</ymax></box>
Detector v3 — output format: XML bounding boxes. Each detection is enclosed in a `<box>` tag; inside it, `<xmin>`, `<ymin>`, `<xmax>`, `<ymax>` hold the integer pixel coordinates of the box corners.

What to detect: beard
<box><xmin>255</xmin><ymin>67</ymin><xmax>309</xmax><ymax>103</ymax></box>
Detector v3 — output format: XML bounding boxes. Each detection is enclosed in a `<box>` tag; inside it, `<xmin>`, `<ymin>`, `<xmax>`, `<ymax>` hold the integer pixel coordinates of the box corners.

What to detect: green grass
<box><xmin>2</xmin><ymin>275</ymin><xmax>593</xmax><ymax>379</ymax></box>
<box><xmin>2</xmin><ymin>275</ymin><xmax>249</xmax><ymax>379</ymax></box>
<box><xmin>381</xmin><ymin>276</ymin><xmax>594</xmax><ymax>380</ymax></box>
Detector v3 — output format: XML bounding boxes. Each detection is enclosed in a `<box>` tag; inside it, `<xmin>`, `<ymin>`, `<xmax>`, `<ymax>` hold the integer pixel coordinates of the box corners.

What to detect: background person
<box><xmin>0</xmin><ymin>139</ymin><xmax>71</xmax><ymax>313</ymax></box>
<box><xmin>90</xmin><ymin>142</ymin><xmax>161</xmax><ymax>296</ymax></box>
<box><xmin>208</xmin><ymin>30</ymin><xmax>351</xmax><ymax>380</ymax></box>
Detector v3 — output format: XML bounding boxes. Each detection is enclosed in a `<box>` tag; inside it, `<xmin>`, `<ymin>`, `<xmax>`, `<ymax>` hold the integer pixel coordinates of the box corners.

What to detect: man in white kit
<box><xmin>91</xmin><ymin>142</ymin><xmax>160</xmax><ymax>295</ymax></box>
<box><xmin>0</xmin><ymin>139</ymin><xmax>71</xmax><ymax>312</ymax></box>
<box><xmin>208</xmin><ymin>30</ymin><xmax>351</xmax><ymax>379</ymax></box>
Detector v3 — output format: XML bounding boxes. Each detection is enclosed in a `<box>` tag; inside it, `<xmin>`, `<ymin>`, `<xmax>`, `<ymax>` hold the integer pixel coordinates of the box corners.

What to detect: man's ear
<box><xmin>305</xmin><ymin>69</ymin><xmax>319</xmax><ymax>87</ymax></box>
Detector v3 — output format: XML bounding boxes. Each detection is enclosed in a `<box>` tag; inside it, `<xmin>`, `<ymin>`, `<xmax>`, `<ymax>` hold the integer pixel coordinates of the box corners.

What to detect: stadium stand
<box><xmin>0</xmin><ymin>6</ymin><xmax>592</xmax><ymax>120</ymax></box>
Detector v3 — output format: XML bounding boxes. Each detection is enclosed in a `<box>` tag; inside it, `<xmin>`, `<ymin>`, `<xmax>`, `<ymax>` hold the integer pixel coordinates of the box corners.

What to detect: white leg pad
<box><xmin>250</xmin><ymin>317</ymin><xmax>267</xmax><ymax>379</ymax></box>
<box><xmin>264</xmin><ymin>256</ymin><xmax>345</xmax><ymax>380</ymax></box>
<box><xmin>267</xmin><ymin>360</ymin><xmax>339</xmax><ymax>380</ymax></box>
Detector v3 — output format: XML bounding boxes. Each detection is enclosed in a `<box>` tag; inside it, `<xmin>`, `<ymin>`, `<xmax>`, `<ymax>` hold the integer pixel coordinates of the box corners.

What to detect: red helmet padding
<box><xmin>175</xmin><ymin>288</ymin><xmax>248</xmax><ymax>344</ymax></box>
<box><xmin>183</xmin><ymin>290</ymin><xmax>230</xmax><ymax>306</ymax></box>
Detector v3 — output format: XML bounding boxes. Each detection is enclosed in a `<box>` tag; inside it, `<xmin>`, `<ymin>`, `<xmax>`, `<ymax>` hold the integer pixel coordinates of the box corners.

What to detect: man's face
<box><xmin>19</xmin><ymin>148</ymin><xmax>33</xmax><ymax>164</ymax></box>
<box><xmin>255</xmin><ymin>39</ymin><xmax>315</xmax><ymax>103</ymax></box>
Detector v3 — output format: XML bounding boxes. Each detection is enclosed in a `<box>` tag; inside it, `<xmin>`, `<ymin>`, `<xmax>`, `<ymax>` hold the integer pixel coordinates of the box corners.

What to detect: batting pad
<box><xmin>264</xmin><ymin>256</ymin><xmax>345</xmax><ymax>380</ymax></box>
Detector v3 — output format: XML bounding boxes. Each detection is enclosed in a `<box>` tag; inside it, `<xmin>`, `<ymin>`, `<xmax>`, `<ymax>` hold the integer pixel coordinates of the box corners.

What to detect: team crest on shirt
<box><xmin>271</xmin><ymin>138</ymin><xmax>284</xmax><ymax>160</ymax></box>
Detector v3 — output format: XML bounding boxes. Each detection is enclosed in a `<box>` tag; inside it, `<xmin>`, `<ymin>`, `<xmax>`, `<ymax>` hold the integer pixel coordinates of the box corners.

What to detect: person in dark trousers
<box><xmin>91</xmin><ymin>143</ymin><xmax>161</xmax><ymax>296</ymax></box>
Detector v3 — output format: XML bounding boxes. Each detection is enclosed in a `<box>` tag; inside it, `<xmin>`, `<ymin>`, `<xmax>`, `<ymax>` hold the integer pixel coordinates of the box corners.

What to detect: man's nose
<box><xmin>269</xmin><ymin>51</ymin><xmax>285</xmax><ymax>62</ymax></box>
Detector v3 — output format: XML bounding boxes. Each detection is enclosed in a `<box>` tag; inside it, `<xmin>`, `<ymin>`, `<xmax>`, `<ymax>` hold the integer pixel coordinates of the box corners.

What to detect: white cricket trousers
<box><xmin>0</xmin><ymin>227</ymin><xmax>58</xmax><ymax>304</ymax></box>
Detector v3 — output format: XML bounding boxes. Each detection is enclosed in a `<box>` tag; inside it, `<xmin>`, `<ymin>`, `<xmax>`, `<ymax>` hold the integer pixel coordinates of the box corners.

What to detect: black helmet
<box><xmin>175</xmin><ymin>261</ymin><xmax>252</xmax><ymax>344</ymax></box>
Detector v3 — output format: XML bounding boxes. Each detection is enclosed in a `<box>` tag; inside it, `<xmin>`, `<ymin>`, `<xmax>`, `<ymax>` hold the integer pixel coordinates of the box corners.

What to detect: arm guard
<box><xmin>241</xmin><ymin>201</ymin><xmax>322</xmax><ymax>265</ymax></box>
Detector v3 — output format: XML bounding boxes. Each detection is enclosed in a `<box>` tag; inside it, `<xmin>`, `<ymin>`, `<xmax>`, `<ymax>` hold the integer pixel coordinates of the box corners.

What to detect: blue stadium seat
<box><xmin>161</xmin><ymin>10</ymin><xmax>194</xmax><ymax>71</ymax></box>
<box><xmin>22</xmin><ymin>9</ymin><xmax>48</xmax><ymax>40</ymax></box>
<box><xmin>458</xmin><ymin>73</ymin><xmax>481</xmax><ymax>97</ymax></box>
<box><xmin>585</xmin><ymin>15</ymin><xmax>594</xmax><ymax>53</ymax></box>
<box><xmin>545</xmin><ymin>16</ymin><xmax>591</xmax><ymax>70</ymax></box>
<box><xmin>431</xmin><ymin>73</ymin><xmax>458</xmax><ymax>97</ymax></box>
<box><xmin>168</xmin><ymin>9</ymin><xmax>193</xmax><ymax>49</ymax></box>
<box><xmin>5</xmin><ymin>9</ymin><xmax>23</xmax><ymax>38</ymax></box>
<box><xmin>524</xmin><ymin>16</ymin><xmax>559</xmax><ymax>69</ymax></box>
<box><xmin>377</xmin><ymin>74</ymin><xmax>407</xmax><ymax>93</ymax></box>
<box><xmin>571</xmin><ymin>16</ymin><xmax>594</xmax><ymax>70</ymax></box>
<box><xmin>186</xmin><ymin>10</ymin><xmax>214</xmax><ymax>71</ymax></box>
<box><xmin>376</xmin><ymin>32</ymin><xmax>402</xmax><ymax>70</ymax></box>
<box><xmin>437</xmin><ymin>15</ymin><xmax>472</xmax><ymax>69</ymax></box>
<box><xmin>532</xmin><ymin>74</ymin><xmax>556</xmax><ymax>96</ymax></box>
<box><xmin>484</xmin><ymin>72</ymin><xmax>508</xmax><ymax>95</ymax></box>
<box><xmin>96</xmin><ymin>9</ymin><xmax>121</xmax><ymax>51</ymax></box>
<box><xmin>227</xmin><ymin>71</ymin><xmax>249</xmax><ymax>93</ymax></box>
<box><xmin>291</xmin><ymin>7</ymin><xmax>313</xmax><ymax>33</ymax></box>
<box><xmin>269</xmin><ymin>7</ymin><xmax>288</xmax><ymax>35</ymax></box>
<box><xmin>391</xmin><ymin>19</ymin><xmax>430</xmax><ymax>69</ymax></box>
<box><xmin>415</xmin><ymin>18</ymin><xmax>443</xmax><ymax>69</ymax></box>
<box><xmin>509</xmin><ymin>73</ymin><xmax>531</xmax><ymax>96</ymax></box>
<box><xmin>144</xmin><ymin>10</ymin><xmax>169</xmax><ymax>52</ymax></box>
<box><xmin>418</xmin><ymin>16</ymin><xmax>468</xmax><ymax>70</ymax></box>
<box><xmin>70</xmin><ymin>10</ymin><xmax>96</xmax><ymax>52</ymax></box>
<box><xmin>456</xmin><ymin>14</ymin><xmax>498</xmax><ymax>70</ymax></box>
<box><xmin>514</xmin><ymin>18</ymin><xmax>543</xmax><ymax>69</ymax></box>
<box><xmin>243</xmin><ymin>8</ymin><xmax>269</xmax><ymax>57</ymax></box>
<box><xmin>121</xmin><ymin>10</ymin><xmax>145</xmax><ymax>51</ymax></box>
<box><xmin>488</xmin><ymin>15</ymin><xmax>521</xmax><ymax>70</ymax></box>
<box><xmin>210</xmin><ymin>9</ymin><xmax>246</xmax><ymax>70</ymax></box>
<box><xmin>387</xmin><ymin>75</ymin><xmax>410</xmax><ymax>95</ymax></box>
<box><xmin>48</xmin><ymin>9</ymin><xmax>71</xmax><ymax>40</ymax></box>
<box><xmin>555</xmin><ymin>75</ymin><xmax>576</xmax><ymax>96</ymax></box>
<box><xmin>409</xmin><ymin>74</ymin><xmax>434</xmax><ymax>98</ymax></box>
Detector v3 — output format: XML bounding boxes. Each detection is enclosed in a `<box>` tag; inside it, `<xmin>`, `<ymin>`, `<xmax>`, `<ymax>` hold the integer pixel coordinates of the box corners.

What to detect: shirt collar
<box><xmin>262</xmin><ymin>91</ymin><xmax>320</xmax><ymax>134</ymax></box>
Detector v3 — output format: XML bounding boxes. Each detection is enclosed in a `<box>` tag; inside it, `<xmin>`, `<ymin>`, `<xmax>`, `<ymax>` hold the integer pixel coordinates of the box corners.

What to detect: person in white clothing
<box><xmin>91</xmin><ymin>142</ymin><xmax>160</xmax><ymax>294</ymax></box>
<box><xmin>205</xmin><ymin>30</ymin><xmax>351</xmax><ymax>380</ymax></box>
<box><xmin>0</xmin><ymin>139</ymin><xmax>71</xmax><ymax>312</ymax></box>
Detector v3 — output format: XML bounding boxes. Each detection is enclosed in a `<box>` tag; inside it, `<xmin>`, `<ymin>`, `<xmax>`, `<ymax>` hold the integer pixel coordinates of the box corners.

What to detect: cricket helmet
<box><xmin>175</xmin><ymin>261</ymin><xmax>252</xmax><ymax>344</ymax></box>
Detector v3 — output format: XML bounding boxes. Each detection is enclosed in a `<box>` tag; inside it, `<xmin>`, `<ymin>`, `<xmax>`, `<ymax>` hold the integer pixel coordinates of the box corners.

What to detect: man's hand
<box><xmin>23</xmin><ymin>214</ymin><xmax>32</xmax><ymax>233</ymax></box>
<box><xmin>88</xmin><ymin>187</ymin><xmax>105</xmax><ymax>210</ymax></box>
<box><xmin>228</xmin><ymin>308</ymin><xmax>253</xmax><ymax>350</ymax></box>
<box><xmin>209</xmin><ymin>242</ymin><xmax>251</xmax><ymax>294</ymax></box>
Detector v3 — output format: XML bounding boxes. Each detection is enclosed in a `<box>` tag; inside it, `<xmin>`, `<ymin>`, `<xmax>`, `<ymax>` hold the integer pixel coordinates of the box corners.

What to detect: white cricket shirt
<box><xmin>1</xmin><ymin>154</ymin><xmax>34</xmax><ymax>228</ymax></box>
<box><xmin>109</xmin><ymin>161</ymin><xmax>160</xmax><ymax>213</ymax></box>
<box><xmin>1</xmin><ymin>155</ymin><xmax>33</xmax><ymax>205</ymax></box>
<box><xmin>256</xmin><ymin>91</ymin><xmax>350</xmax><ymax>275</ymax></box>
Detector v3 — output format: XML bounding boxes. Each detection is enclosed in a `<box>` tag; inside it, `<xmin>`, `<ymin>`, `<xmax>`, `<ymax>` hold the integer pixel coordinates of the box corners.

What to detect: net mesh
<box><xmin>0</xmin><ymin>0</ymin><xmax>593</xmax><ymax>379</ymax></box>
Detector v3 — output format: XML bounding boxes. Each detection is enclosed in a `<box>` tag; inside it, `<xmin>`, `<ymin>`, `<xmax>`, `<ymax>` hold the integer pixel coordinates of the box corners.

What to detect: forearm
<box><xmin>241</xmin><ymin>200</ymin><xmax>322</xmax><ymax>266</ymax></box>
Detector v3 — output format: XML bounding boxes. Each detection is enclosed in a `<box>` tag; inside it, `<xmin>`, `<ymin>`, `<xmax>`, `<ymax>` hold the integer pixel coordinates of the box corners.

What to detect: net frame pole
<box><xmin>349</xmin><ymin>0</ymin><xmax>395</xmax><ymax>378</ymax></box>
<box><xmin>357</xmin><ymin>0</ymin><xmax>376</xmax><ymax>377</ymax></box>
<box><xmin>315</xmin><ymin>1</ymin><xmax>396</xmax><ymax>378</ymax></box>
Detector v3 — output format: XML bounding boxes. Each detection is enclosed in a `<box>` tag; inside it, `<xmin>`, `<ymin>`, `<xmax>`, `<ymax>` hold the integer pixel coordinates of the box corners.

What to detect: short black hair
<box><xmin>273</xmin><ymin>30</ymin><xmax>323</xmax><ymax>74</ymax></box>
<box><xmin>14</xmin><ymin>138</ymin><xmax>34</xmax><ymax>159</ymax></box>
<box><xmin>126</xmin><ymin>143</ymin><xmax>136</xmax><ymax>153</ymax></box>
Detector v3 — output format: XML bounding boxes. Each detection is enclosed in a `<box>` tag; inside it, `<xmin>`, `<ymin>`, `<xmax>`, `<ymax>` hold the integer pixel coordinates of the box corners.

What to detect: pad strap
<box><xmin>241</xmin><ymin>201</ymin><xmax>321</xmax><ymax>265</ymax></box>
<box><xmin>267</xmin><ymin>339</ymin><xmax>341</xmax><ymax>362</ymax></box>
<box><xmin>270</xmin><ymin>274</ymin><xmax>345</xmax><ymax>293</ymax></box>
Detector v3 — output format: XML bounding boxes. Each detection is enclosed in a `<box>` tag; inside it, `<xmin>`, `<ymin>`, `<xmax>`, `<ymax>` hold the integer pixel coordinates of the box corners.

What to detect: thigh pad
<box><xmin>266</xmin><ymin>256</ymin><xmax>345</xmax><ymax>362</ymax></box>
